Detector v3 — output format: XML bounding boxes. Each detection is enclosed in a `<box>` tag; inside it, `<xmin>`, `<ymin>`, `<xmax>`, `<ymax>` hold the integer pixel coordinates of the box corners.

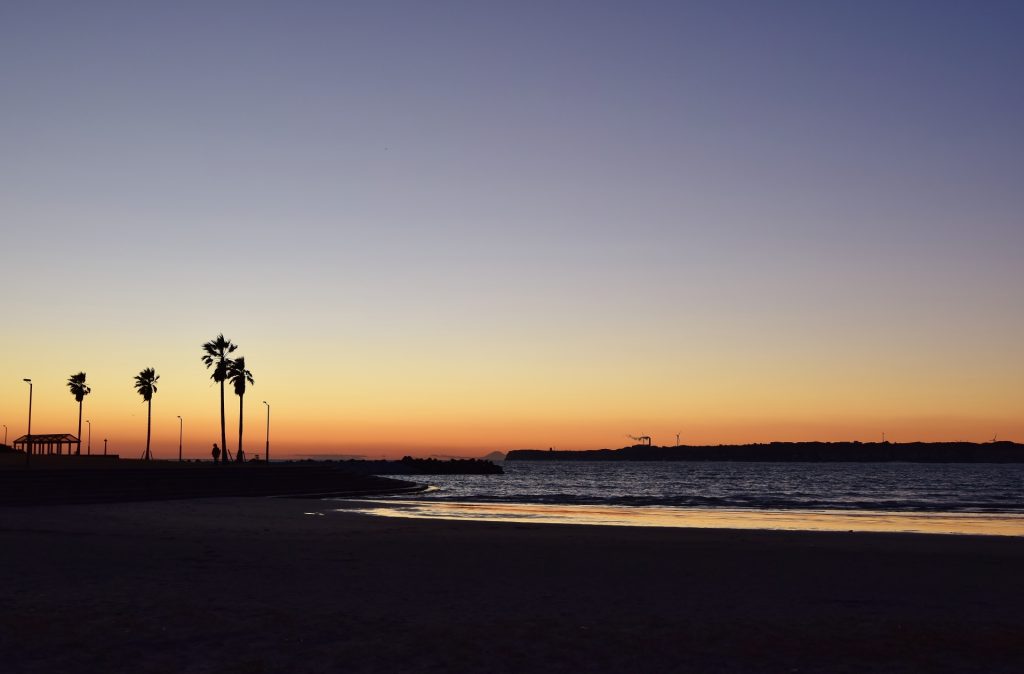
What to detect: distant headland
<box><xmin>506</xmin><ymin>441</ymin><xmax>1024</xmax><ymax>463</ymax></box>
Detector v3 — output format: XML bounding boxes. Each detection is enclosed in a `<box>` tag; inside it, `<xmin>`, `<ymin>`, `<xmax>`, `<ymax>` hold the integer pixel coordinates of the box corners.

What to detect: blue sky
<box><xmin>1</xmin><ymin>1</ymin><xmax>1021</xmax><ymax>453</ymax></box>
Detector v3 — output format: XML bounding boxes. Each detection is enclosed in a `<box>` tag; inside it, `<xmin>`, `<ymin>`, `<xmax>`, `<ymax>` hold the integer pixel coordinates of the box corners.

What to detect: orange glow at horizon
<box><xmin>1</xmin><ymin>361</ymin><xmax>1019</xmax><ymax>460</ymax></box>
<box><xmin>1</xmin><ymin>315</ymin><xmax>1021</xmax><ymax>459</ymax></box>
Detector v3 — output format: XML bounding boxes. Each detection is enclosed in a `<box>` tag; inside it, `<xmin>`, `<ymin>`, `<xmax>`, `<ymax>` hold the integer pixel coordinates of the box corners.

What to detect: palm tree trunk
<box><xmin>77</xmin><ymin>401</ymin><xmax>83</xmax><ymax>456</ymax></box>
<box><xmin>146</xmin><ymin>399</ymin><xmax>152</xmax><ymax>461</ymax></box>
<box><xmin>238</xmin><ymin>392</ymin><xmax>244</xmax><ymax>462</ymax></box>
<box><xmin>220</xmin><ymin>381</ymin><xmax>229</xmax><ymax>462</ymax></box>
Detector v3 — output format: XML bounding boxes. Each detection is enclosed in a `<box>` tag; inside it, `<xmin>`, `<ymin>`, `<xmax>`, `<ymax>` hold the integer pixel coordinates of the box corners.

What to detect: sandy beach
<box><xmin>1</xmin><ymin>497</ymin><xmax>1022</xmax><ymax>673</ymax></box>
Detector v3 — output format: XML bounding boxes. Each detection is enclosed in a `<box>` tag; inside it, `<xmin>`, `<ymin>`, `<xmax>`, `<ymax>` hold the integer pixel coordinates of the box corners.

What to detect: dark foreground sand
<box><xmin>1</xmin><ymin>498</ymin><xmax>1022</xmax><ymax>673</ymax></box>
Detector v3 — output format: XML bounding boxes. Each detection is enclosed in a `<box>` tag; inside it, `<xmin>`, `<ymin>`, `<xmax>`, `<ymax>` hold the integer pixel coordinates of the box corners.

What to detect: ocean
<box><xmin>343</xmin><ymin>461</ymin><xmax>1024</xmax><ymax>536</ymax></box>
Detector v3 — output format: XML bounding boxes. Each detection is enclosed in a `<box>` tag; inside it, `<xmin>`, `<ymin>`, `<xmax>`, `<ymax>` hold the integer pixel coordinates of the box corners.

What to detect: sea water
<box><xmin>343</xmin><ymin>461</ymin><xmax>1024</xmax><ymax>535</ymax></box>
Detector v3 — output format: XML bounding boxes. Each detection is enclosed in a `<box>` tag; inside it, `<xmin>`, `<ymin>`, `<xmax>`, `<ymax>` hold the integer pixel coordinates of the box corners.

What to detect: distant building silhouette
<box><xmin>12</xmin><ymin>434</ymin><xmax>80</xmax><ymax>455</ymax></box>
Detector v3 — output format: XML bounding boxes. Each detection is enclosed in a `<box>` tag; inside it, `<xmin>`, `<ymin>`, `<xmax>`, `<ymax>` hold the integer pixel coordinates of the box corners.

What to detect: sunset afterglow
<box><xmin>1</xmin><ymin>2</ymin><xmax>1021</xmax><ymax>458</ymax></box>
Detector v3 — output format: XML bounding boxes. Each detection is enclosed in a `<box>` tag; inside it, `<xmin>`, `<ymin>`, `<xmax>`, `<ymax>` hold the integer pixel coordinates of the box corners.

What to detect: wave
<box><xmin>377</xmin><ymin>461</ymin><xmax>1024</xmax><ymax>515</ymax></box>
<box><xmin>403</xmin><ymin>491</ymin><xmax>1024</xmax><ymax>514</ymax></box>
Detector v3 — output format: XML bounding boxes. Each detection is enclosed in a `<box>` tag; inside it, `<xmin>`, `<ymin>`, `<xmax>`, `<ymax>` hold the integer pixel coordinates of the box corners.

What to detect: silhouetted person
<box><xmin>236</xmin><ymin>447</ymin><xmax>245</xmax><ymax>463</ymax></box>
<box><xmin>212</xmin><ymin>443</ymin><xmax>221</xmax><ymax>463</ymax></box>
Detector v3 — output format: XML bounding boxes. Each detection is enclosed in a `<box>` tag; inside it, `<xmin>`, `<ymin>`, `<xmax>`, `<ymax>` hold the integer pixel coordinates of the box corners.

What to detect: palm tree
<box><xmin>227</xmin><ymin>357</ymin><xmax>254</xmax><ymax>462</ymax></box>
<box><xmin>133</xmin><ymin>368</ymin><xmax>159</xmax><ymax>461</ymax></box>
<box><xmin>66</xmin><ymin>372</ymin><xmax>91</xmax><ymax>456</ymax></box>
<box><xmin>201</xmin><ymin>334</ymin><xmax>237</xmax><ymax>462</ymax></box>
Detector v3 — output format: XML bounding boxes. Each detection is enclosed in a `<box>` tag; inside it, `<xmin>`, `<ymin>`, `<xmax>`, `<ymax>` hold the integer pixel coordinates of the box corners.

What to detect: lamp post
<box><xmin>262</xmin><ymin>401</ymin><xmax>270</xmax><ymax>463</ymax></box>
<box><xmin>103</xmin><ymin>438</ymin><xmax>108</xmax><ymax>455</ymax></box>
<box><xmin>86</xmin><ymin>419</ymin><xmax>91</xmax><ymax>455</ymax></box>
<box><xmin>23</xmin><ymin>379</ymin><xmax>32</xmax><ymax>466</ymax></box>
<box><xmin>177</xmin><ymin>415</ymin><xmax>183</xmax><ymax>462</ymax></box>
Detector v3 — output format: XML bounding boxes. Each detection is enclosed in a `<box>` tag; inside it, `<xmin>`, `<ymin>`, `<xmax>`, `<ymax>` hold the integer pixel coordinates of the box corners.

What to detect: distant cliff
<box><xmin>506</xmin><ymin>442</ymin><xmax>1024</xmax><ymax>463</ymax></box>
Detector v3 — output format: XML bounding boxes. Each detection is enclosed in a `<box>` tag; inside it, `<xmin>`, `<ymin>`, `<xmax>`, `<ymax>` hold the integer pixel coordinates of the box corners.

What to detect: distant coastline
<box><xmin>506</xmin><ymin>441</ymin><xmax>1024</xmax><ymax>463</ymax></box>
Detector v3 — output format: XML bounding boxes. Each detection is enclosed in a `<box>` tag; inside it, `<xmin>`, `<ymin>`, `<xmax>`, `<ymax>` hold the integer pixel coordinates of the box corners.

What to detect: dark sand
<box><xmin>1</xmin><ymin>498</ymin><xmax>1022</xmax><ymax>673</ymax></box>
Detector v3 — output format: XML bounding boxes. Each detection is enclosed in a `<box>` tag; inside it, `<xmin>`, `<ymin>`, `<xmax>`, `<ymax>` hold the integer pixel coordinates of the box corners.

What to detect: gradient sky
<box><xmin>1</xmin><ymin>1</ymin><xmax>1021</xmax><ymax>458</ymax></box>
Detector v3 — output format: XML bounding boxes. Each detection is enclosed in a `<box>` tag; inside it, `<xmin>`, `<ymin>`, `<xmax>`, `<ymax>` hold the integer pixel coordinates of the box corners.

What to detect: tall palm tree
<box><xmin>227</xmin><ymin>357</ymin><xmax>254</xmax><ymax>461</ymax></box>
<box><xmin>201</xmin><ymin>334</ymin><xmax>237</xmax><ymax>462</ymax></box>
<box><xmin>66</xmin><ymin>372</ymin><xmax>91</xmax><ymax>456</ymax></box>
<box><xmin>133</xmin><ymin>368</ymin><xmax>159</xmax><ymax>461</ymax></box>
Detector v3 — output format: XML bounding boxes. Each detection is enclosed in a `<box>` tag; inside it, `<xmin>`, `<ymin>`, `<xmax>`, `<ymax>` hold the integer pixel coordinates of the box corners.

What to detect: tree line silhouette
<box><xmin>49</xmin><ymin>333</ymin><xmax>256</xmax><ymax>461</ymax></box>
<box><xmin>66</xmin><ymin>372</ymin><xmax>91</xmax><ymax>455</ymax></box>
<box><xmin>201</xmin><ymin>334</ymin><xmax>254</xmax><ymax>463</ymax></box>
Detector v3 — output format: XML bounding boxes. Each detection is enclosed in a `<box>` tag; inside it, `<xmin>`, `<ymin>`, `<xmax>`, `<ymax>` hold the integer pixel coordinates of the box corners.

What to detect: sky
<box><xmin>1</xmin><ymin>1</ymin><xmax>1021</xmax><ymax>458</ymax></box>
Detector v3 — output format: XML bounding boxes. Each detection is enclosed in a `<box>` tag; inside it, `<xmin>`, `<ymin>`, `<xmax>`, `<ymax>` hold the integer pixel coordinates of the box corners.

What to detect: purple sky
<box><xmin>1</xmin><ymin>1</ymin><xmax>1021</xmax><ymax>452</ymax></box>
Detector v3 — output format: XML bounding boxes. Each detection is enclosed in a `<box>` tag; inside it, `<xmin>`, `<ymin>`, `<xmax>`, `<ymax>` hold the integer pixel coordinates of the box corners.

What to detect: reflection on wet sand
<box><xmin>341</xmin><ymin>499</ymin><xmax>1024</xmax><ymax>537</ymax></box>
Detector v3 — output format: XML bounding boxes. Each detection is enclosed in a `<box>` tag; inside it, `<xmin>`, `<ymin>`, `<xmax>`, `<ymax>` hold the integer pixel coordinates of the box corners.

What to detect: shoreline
<box><xmin>507</xmin><ymin>441</ymin><xmax>1024</xmax><ymax>463</ymax></box>
<box><xmin>2</xmin><ymin>497</ymin><xmax>1022</xmax><ymax>672</ymax></box>
<box><xmin>336</xmin><ymin>498</ymin><xmax>1024</xmax><ymax>537</ymax></box>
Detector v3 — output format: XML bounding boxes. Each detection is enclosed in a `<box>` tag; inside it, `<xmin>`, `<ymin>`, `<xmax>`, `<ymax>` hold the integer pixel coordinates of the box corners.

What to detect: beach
<box><xmin>1</xmin><ymin>497</ymin><xmax>1022</xmax><ymax>673</ymax></box>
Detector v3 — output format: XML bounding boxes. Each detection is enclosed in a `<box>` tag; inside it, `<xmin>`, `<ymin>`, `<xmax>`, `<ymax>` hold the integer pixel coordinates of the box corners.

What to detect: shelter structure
<box><xmin>12</xmin><ymin>434</ymin><xmax>81</xmax><ymax>456</ymax></box>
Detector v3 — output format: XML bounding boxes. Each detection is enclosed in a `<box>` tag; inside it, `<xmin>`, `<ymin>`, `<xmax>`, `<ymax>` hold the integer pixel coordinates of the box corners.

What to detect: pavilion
<box><xmin>12</xmin><ymin>434</ymin><xmax>81</xmax><ymax>456</ymax></box>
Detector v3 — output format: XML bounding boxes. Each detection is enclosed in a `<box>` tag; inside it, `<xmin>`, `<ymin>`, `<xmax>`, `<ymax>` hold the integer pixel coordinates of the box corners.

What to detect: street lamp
<box><xmin>23</xmin><ymin>378</ymin><xmax>32</xmax><ymax>465</ymax></box>
<box><xmin>262</xmin><ymin>401</ymin><xmax>270</xmax><ymax>463</ymax></box>
<box><xmin>86</xmin><ymin>419</ymin><xmax>91</xmax><ymax>455</ymax></box>
<box><xmin>177</xmin><ymin>415</ymin><xmax>183</xmax><ymax>462</ymax></box>
<box><xmin>103</xmin><ymin>438</ymin><xmax>108</xmax><ymax>455</ymax></box>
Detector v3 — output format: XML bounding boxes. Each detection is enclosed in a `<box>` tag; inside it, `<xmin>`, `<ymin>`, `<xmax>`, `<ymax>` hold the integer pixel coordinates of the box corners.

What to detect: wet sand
<box><xmin>1</xmin><ymin>498</ymin><xmax>1022</xmax><ymax>673</ymax></box>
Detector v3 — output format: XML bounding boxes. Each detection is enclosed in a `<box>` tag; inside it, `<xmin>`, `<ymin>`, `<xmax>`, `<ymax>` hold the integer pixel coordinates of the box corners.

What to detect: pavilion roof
<box><xmin>12</xmin><ymin>434</ymin><xmax>80</xmax><ymax>443</ymax></box>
